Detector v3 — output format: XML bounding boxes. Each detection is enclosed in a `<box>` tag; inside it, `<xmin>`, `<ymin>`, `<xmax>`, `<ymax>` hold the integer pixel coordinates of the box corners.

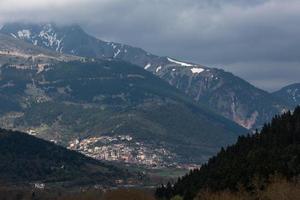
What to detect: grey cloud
<box><xmin>0</xmin><ymin>0</ymin><xmax>299</xmax><ymax>91</ymax></box>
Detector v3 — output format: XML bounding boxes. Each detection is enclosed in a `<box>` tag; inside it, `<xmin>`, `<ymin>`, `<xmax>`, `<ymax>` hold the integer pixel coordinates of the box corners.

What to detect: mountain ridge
<box><xmin>0</xmin><ymin>22</ymin><xmax>292</xmax><ymax>129</ymax></box>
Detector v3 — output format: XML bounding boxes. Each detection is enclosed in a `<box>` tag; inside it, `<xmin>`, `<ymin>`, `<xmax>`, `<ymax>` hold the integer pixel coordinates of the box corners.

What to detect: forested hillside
<box><xmin>156</xmin><ymin>106</ymin><xmax>300</xmax><ymax>200</ymax></box>
<box><xmin>0</xmin><ymin>129</ymin><xmax>128</xmax><ymax>185</ymax></box>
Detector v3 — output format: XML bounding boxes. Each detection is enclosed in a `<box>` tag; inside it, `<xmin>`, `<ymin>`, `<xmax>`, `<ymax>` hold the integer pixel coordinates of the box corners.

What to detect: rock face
<box><xmin>154</xmin><ymin>66</ymin><xmax>290</xmax><ymax>129</ymax></box>
<box><xmin>0</xmin><ymin>23</ymin><xmax>291</xmax><ymax>129</ymax></box>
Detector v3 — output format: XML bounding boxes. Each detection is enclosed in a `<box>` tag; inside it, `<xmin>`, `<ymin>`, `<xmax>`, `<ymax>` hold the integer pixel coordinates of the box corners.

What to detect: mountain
<box><xmin>0</xmin><ymin>33</ymin><xmax>78</xmax><ymax>67</ymax></box>
<box><xmin>0</xmin><ymin>23</ymin><xmax>290</xmax><ymax>129</ymax></box>
<box><xmin>0</xmin><ymin>128</ymin><xmax>128</xmax><ymax>186</ymax></box>
<box><xmin>273</xmin><ymin>83</ymin><xmax>300</xmax><ymax>107</ymax></box>
<box><xmin>0</xmin><ymin>45</ymin><xmax>246</xmax><ymax>166</ymax></box>
<box><xmin>0</xmin><ymin>33</ymin><xmax>79</xmax><ymax>115</ymax></box>
<box><xmin>156</xmin><ymin>106</ymin><xmax>300</xmax><ymax>200</ymax></box>
<box><xmin>154</xmin><ymin>66</ymin><xmax>290</xmax><ymax>129</ymax></box>
<box><xmin>0</xmin><ymin>23</ymin><xmax>168</xmax><ymax>68</ymax></box>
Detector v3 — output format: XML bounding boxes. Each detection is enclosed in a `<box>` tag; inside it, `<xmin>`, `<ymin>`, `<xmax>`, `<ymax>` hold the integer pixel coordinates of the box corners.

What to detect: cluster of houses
<box><xmin>68</xmin><ymin>135</ymin><xmax>175</xmax><ymax>167</ymax></box>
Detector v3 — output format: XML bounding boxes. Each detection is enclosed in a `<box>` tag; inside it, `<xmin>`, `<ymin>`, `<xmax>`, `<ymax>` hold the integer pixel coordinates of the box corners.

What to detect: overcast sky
<box><xmin>0</xmin><ymin>0</ymin><xmax>299</xmax><ymax>91</ymax></box>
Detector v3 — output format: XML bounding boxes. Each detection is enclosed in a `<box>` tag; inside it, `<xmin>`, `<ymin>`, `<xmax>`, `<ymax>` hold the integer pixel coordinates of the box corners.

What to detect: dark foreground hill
<box><xmin>156</xmin><ymin>106</ymin><xmax>300</xmax><ymax>200</ymax></box>
<box><xmin>0</xmin><ymin>128</ymin><xmax>128</xmax><ymax>185</ymax></box>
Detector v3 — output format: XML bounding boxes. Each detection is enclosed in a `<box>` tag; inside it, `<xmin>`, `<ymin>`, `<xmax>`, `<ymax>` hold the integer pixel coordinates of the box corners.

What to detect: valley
<box><xmin>0</xmin><ymin>23</ymin><xmax>298</xmax><ymax>170</ymax></box>
<box><xmin>0</xmin><ymin>19</ymin><xmax>299</xmax><ymax>200</ymax></box>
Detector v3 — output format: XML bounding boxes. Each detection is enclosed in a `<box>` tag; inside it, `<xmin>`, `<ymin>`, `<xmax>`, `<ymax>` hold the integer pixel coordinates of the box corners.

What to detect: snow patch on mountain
<box><xmin>38</xmin><ymin>25</ymin><xmax>64</xmax><ymax>52</ymax></box>
<box><xmin>167</xmin><ymin>57</ymin><xmax>194</xmax><ymax>67</ymax></box>
<box><xmin>114</xmin><ymin>49</ymin><xmax>121</xmax><ymax>58</ymax></box>
<box><xmin>191</xmin><ymin>67</ymin><xmax>204</xmax><ymax>74</ymax></box>
<box><xmin>110</xmin><ymin>43</ymin><xmax>117</xmax><ymax>49</ymax></box>
<box><xmin>287</xmin><ymin>88</ymin><xmax>300</xmax><ymax>103</ymax></box>
<box><xmin>144</xmin><ymin>63</ymin><xmax>151</xmax><ymax>70</ymax></box>
<box><xmin>10</xmin><ymin>33</ymin><xmax>17</xmax><ymax>38</ymax></box>
<box><xmin>17</xmin><ymin>30</ymin><xmax>31</xmax><ymax>39</ymax></box>
<box><xmin>8</xmin><ymin>24</ymin><xmax>65</xmax><ymax>53</ymax></box>
<box><xmin>156</xmin><ymin>66</ymin><xmax>162</xmax><ymax>73</ymax></box>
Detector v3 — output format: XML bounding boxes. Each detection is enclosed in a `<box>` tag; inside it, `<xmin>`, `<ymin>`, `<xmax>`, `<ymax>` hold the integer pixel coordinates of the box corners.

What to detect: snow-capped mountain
<box><xmin>0</xmin><ymin>22</ymin><xmax>291</xmax><ymax>129</ymax></box>
<box><xmin>0</xmin><ymin>33</ymin><xmax>78</xmax><ymax>68</ymax></box>
<box><xmin>0</xmin><ymin>23</ymin><xmax>170</xmax><ymax>68</ymax></box>
<box><xmin>273</xmin><ymin>83</ymin><xmax>300</xmax><ymax>107</ymax></box>
<box><xmin>4</xmin><ymin>23</ymin><xmax>65</xmax><ymax>52</ymax></box>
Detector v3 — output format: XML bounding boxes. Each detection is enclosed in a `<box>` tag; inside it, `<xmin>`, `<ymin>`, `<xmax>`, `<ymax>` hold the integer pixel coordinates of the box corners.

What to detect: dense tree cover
<box><xmin>156</xmin><ymin>106</ymin><xmax>300</xmax><ymax>200</ymax></box>
<box><xmin>0</xmin><ymin>188</ymin><xmax>156</xmax><ymax>200</ymax></box>
<box><xmin>0</xmin><ymin>129</ymin><xmax>127</xmax><ymax>184</ymax></box>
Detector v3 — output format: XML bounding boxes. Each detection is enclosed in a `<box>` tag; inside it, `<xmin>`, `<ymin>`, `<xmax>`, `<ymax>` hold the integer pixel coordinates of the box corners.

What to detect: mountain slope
<box><xmin>0</xmin><ymin>59</ymin><xmax>246</xmax><ymax>165</ymax></box>
<box><xmin>0</xmin><ymin>33</ymin><xmax>80</xmax><ymax>116</ymax></box>
<box><xmin>156</xmin><ymin>67</ymin><xmax>290</xmax><ymax>129</ymax></box>
<box><xmin>273</xmin><ymin>83</ymin><xmax>300</xmax><ymax>107</ymax></box>
<box><xmin>0</xmin><ymin>128</ymin><xmax>128</xmax><ymax>185</ymax></box>
<box><xmin>156</xmin><ymin>106</ymin><xmax>300</xmax><ymax>200</ymax></box>
<box><xmin>0</xmin><ymin>33</ymin><xmax>78</xmax><ymax>67</ymax></box>
<box><xmin>0</xmin><ymin>23</ymin><xmax>290</xmax><ymax>129</ymax></box>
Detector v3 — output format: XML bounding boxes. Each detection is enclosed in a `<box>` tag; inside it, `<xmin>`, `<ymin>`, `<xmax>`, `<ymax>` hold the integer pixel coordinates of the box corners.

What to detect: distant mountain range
<box><xmin>1</xmin><ymin>23</ymin><xmax>295</xmax><ymax>129</ymax></box>
<box><xmin>0</xmin><ymin>128</ymin><xmax>128</xmax><ymax>186</ymax></box>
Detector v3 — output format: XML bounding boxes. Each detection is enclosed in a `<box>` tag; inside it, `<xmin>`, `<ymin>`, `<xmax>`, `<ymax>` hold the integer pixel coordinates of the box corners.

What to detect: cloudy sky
<box><xmin>0</xmin><ymin>0</ymin><xmax>299</xmax><ymax>91</ymax></box>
